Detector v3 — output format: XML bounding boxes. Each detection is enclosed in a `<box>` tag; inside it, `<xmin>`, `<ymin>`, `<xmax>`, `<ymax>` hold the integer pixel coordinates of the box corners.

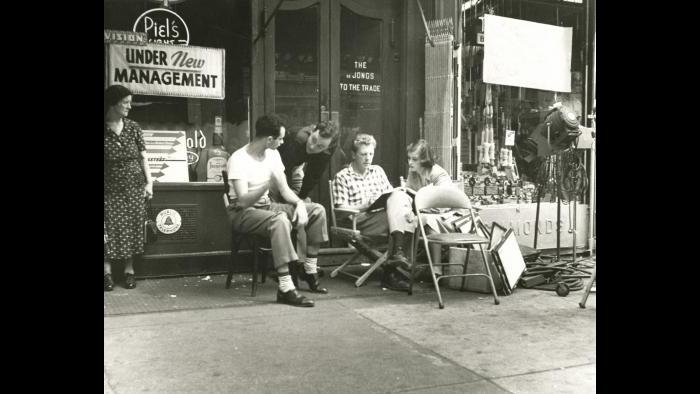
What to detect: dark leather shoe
<box><xmin>104</xmin><ymin>274</ymin><xmax>114</xmax><ymax>292</ymax></box>
<box><xmin>276</xmin><ymin>289</ymin><xmax>315</xmax><ymax>307</ymax></box>
<box><xmin>124</xmin><ymin>273</ymin><xmax>136</xmax><ymax>289</ymax></box>
<box><xmin>381</xmin><ymin>270</ymin><xmax>410</xmax><ymax>292</ymax></box>
<box><xmin>298</xmin><ymin>271</ymin><xmax>328</xmax><ymax>294</ymax></box>
<box><xmin>387</xmin><ymin>248</ymin><xmax>410</xmax><ymax>270</ymax></box>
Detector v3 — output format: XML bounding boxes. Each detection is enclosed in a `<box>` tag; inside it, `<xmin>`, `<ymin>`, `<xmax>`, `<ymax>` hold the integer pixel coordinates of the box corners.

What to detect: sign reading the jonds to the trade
<box><xmin>340</xmin><ymin>60</ymin><xmax>381</xmax><ymax>94</ymax></box>
<box><xmin>143</xmin><ymin>130</ymin><xmax>189</xmax><ymax>182</ymax></box>
<box><xmin>133</xmin><ymin>7</ymin><xmax>190</xmax><ymax>45</ymax></box>
<box><xmin>106</xmin><ymin>43</ymin><xmax>225</xmax><ymax>99</ymax></box>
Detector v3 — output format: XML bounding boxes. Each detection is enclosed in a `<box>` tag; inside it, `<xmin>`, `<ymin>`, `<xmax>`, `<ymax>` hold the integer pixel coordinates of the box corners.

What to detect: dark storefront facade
<box><xmin>104</xmin><ymin>0</ymin><xmax>595</xmax><ymax>277</ymax></box>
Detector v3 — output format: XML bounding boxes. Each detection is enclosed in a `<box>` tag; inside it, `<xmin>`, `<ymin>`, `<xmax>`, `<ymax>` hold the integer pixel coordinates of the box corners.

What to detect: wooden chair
<box><xmin>222</xmin><ymin>170</ymin><xmax>271</xmax><ymax>297</ymax></box>
<box><xmin>327</xmin><ymin>180</ymin><xmax>393</xmax><ymax>287</ymax></box>
<box><xmin>409</xmin><ymin>185</ymin><xmax>500</xmax><ymax>308</ymax></box>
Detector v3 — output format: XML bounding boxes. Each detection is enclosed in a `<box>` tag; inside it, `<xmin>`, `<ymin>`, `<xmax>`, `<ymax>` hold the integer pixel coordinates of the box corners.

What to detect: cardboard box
<box><xmin>447</xmin><ymin>247</ymin><xmax>506</xmax><ymax>294</ymax></box>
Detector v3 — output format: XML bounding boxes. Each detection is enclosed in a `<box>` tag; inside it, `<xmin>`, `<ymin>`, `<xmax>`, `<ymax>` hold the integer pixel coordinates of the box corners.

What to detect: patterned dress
<box><xmin>104</xmin><ymin>118</ymin><xmax>147</xmax><ymax>260</ymax></box>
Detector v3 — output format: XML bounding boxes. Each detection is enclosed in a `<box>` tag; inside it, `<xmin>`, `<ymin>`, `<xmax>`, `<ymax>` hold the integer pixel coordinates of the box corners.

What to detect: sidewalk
<box><xmin>104</xmin><ymin>264</ymin><xmax>596</xmax><ymax>393</ymax></box>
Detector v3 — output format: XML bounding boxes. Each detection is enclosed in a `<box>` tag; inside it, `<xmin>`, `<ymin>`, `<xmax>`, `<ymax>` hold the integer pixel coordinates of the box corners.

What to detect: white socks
<box><xmin>304</xmin><ymin>257</ymin><xmax>318</xmax><ymax>274</ymax></box>
<box><xmin>279</xmin><ymin>274</ymin><xmax>295</xmax><ymax>292</ymax></box>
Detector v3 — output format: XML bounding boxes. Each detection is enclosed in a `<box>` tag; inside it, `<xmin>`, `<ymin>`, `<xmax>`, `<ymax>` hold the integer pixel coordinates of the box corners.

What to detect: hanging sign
<box><xmin>483</xmin><ymin>15</ymin><xmax>572</xmax><ymax>92</ymax></box>
<box><xmin>106</xmin><ymin>43</ymin><xmax>225</xmax><ymax>99</ymax></box>
<box><xmin>133</xmin><ymin>8</ymin><xmax>189</xmax><ymax>45</ymax></box>
<box><xmin>143</xmin><ymin>130</ymin><xmax>189</xmax><ymax>182</ymax></box>
<box><xmin>104</xmin><ymin>30</ymin><xmax>147</xmax><ymax>46</ymax></box>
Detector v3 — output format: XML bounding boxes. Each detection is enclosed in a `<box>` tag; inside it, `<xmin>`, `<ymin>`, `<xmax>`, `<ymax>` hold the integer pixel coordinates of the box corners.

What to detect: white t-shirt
<box><xmin>227</xmin><ymin>144</ymin><xmax>285</xmax><ymax>206</ymax></box>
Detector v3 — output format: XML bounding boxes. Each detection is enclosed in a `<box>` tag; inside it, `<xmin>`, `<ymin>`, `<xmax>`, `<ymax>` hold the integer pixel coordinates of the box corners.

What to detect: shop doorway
<box><xmin>255</xmin><ymin>0</ymin><xmax>402</xmax><ymax>241</ymax></box>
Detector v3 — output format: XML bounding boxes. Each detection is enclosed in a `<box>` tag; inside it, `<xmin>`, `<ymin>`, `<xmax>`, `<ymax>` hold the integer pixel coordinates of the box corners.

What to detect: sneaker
<box><xmin>276</xmin><ymin>289</ymin><xmax>315</xmax><ymax>307</ymax></box>
<box><xmin>124</xmin><ymin>273</ymin><xmax>136</xmax><ymax>289</ymax></box>
<box><xmin>104</xmin><ymin>274</ymin><xmax>114</xmax><ymax>292</ymax></box>
<box><xmin>381</xmin><ymin>270</ymin><xmax>410</xmax><ymax>292</ymax></box>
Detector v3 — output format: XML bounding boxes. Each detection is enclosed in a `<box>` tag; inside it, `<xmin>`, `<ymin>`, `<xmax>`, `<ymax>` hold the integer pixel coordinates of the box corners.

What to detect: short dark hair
<box><xmin>255</xmin><ymin>114</ymin><xmax>284</xmax><ymax>139</ymax></box>
<box><xmin>316</xmin><ymin>121</ymin><xmax>340</xmax><ymax>150</ymax></box>
<box><xmin>104</xmin><ymin>84</ymin><xmax>132</xmax><ymax>115</ymax></box>
<box><xmin>406</xmin><ymin>139</ymin><xmax>436</xmax><ymax>169</ymax></box>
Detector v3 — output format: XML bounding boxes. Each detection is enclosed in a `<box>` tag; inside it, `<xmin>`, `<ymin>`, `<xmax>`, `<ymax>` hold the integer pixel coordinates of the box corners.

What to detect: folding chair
<box><xmin>222</xmin><ymin>170</ymin><xmax>271</xmax><ymax>297</ymax></box>
<box><xmin>409</xmin><ymin>186</ymin><xmax>500</xmax><ymax>308</ymax></box>
<box><xmin>327</xmin><ymin>180</ymin><xmax>391</xmax><ymax>287</ymax></box>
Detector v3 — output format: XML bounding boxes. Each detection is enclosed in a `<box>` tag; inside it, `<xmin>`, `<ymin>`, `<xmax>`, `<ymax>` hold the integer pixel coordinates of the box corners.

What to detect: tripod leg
<box><xmin>579</xmin><ymin>265</ymin><xmax>596</xmax><ymax>308</ymax></box>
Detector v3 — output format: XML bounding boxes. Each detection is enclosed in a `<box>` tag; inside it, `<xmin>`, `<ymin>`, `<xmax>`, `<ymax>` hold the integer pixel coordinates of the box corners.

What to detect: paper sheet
<box><xmin>483</xmin><ymin>15</ymin><xmax>572</xmax><ymax>92</ymax></box>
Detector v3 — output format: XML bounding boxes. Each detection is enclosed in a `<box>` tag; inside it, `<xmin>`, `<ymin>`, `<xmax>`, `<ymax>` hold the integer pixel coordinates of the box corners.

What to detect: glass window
<box><xmin>337</xmin><ymin>6</ymin><xmax>383</xmax><ymax>165</ymax></box>
<box><xmin>460</xmin><ymin>3</ymin><xmax>585</xmax><ymax>182</ymax></box>
<box><xmin>273</xmin><ymin>6</ymin><xmax>320</xmax><ymax>132</ymax></box>
<box><xmin>104</xmin><ymin>0</ymin><xmax>251</xmax><ymax>182</ymax></box>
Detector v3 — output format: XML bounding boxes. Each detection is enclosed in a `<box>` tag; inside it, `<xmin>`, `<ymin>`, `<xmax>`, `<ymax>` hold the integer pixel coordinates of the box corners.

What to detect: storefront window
<box><xmin>337</xmin><ymin>6</ymin><xmax>382</xmax><ymax>163</ymax></box>
<box><xmin>460</xmin><ymin>2</ymin><xmax>585</xmax><ymax>179</ymax></box>
<box><xmin>104</xmin><ymin>0</ymin><xmax>251</xmax><ymax>183</ymax></box>
<box><xmin>274</xmin><ymin>6</ymin><xmax>320</xmax><ymax>133</ymax></box>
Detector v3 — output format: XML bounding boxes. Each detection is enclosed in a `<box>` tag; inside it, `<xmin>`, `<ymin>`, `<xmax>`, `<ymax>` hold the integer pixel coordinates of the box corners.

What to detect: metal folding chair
<box><xmin>327</xmin><ymin>180</ymin><xmax>391</xmax><ymax>287</ymax></box>
<box><xmin>409</xmin><ymin>186</ymin><xmax>500</xmax><ymax>308</ymax></box>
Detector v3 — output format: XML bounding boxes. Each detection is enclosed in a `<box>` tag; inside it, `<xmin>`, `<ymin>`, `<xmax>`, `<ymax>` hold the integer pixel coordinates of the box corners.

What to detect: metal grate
<box><xmin>148</xmin><ymin>204</ymin><xmax>199</xmax><ymax>242</ymax></box>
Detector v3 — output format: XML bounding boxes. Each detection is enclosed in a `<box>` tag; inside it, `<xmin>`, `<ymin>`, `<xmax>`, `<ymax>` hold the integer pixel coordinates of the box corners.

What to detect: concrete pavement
<box><xmin>104</xmin><ymin>268</ymin><xmax>595</xmax><ymax>393</ymax></box>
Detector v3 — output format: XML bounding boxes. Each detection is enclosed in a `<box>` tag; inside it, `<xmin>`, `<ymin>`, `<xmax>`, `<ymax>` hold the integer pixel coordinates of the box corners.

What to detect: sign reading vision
<box><xmin>133</xmin><ymin>8</ymin><xmax>189</xmax><ymax>45</ymax></box>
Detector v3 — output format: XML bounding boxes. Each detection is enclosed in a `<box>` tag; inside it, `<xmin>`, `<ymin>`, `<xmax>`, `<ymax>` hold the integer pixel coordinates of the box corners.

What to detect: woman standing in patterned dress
<box><xmin>104</xmin><ymin>85</ymin><xmax>153</xmax><ymax>291</ymax></box>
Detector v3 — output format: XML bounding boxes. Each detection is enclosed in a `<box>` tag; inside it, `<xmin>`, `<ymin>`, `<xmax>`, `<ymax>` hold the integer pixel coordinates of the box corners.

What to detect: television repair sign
<box><xmin>106</xmin><ymin>43</ymin><xmax>225</xmax><ymax>99</ymax></box>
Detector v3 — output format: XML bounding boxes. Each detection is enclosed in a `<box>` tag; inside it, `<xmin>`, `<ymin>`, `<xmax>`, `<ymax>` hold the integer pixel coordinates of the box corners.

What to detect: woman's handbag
<box><xmin>144</xmin><ymin>199</ymin><xmax>158</xmax><ymax>244</ymax></box>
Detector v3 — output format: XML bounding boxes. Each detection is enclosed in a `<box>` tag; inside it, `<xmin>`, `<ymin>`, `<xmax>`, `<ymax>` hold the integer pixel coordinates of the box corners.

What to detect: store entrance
<box><xmin>257</xmin><ymin>0</ymin><xmax>401</xmax><ymax>245</ymax></box>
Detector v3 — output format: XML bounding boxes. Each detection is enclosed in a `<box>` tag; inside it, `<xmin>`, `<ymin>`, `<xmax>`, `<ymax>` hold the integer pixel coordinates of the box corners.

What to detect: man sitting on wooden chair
<box><xmin>226</xmin><ymin>114</ymin><xmax>329</xmax><ymax>308</ymax></box>
<box><xmin>332</xmin><ymin>133</ymin><xmax>414</xmax><ymax>292</ymax></box>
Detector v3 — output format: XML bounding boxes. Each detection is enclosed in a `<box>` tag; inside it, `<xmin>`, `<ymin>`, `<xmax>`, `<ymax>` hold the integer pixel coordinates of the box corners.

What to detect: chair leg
<box><xmin>425</xmin><ymin>245</ymin><xmax>444</xmax><ymax>309</ymax></box>
<box><xmin>478</xmin><ymin>244</ymin><xmax>500</xmax><ymax>305</ymax></box>
<box><xmin>355</xmin><ymin>251</ymin><xmax>388</xmax><ymax>287</ymax></box>
<box><xmin>460</xmin><ymin>247</ymin><xmax>471</xmax><ymax>291</ymax></box>
<box><xmin>226</xmin><ymin>235</ymin><xmax>242</xmax><ymax>289</ymax></box>
<box><xmin>251</xmin><ymin>238</ymin><xmax>259</xmax><ymax>297</ymax></box>
<box><xmin>579</xmin><ymin>265</ymin><xmax>596</xmax><ymax>308</ymax></box>
<box><xmin>330</xmin><ymin>252</ymin><xmax>361</xmax><ymax>278</ymax></box>
<box><xmin>408</xmin><ymin>233</ymin><xmax>418</xmax><ymax>296</ymax></box>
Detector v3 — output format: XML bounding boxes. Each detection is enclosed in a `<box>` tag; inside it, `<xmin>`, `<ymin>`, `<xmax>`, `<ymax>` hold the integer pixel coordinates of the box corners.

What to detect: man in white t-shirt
<box><xmin>226</xmin><ymin>114</ymin><xmax>329</xmax><ymax>307</ymax></box>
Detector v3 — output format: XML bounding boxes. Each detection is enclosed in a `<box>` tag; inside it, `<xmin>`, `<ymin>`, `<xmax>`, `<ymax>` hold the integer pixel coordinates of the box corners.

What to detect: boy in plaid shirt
<box><xmin>333</xmin><ymin>134</ymin><xmax>415</xmax><ymax>291</ymax></box>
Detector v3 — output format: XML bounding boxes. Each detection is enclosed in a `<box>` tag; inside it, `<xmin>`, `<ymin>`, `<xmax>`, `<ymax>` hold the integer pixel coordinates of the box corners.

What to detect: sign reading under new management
<box><xmin>143</xmin><ymin>130</ymin><xmax>189</xmax><ymax>182</ymax></box>
<box><xmin>106</xmin><ymin>43</ymin><xmax>225</xmax><ymax>99</ymax></box>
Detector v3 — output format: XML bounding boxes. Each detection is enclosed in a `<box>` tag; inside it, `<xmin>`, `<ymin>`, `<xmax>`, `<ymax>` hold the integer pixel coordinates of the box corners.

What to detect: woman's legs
<box><xmin>124</xmin><ymin>257</ymin><xmax>134</xmax><ymax>275</ymax></box>
<box><xmin>124</xmin><ymin>257</ymin><xmax>136</xmax><ymax>289</ymax></box>
<box><xmin>104</xmin><ymin>260</ymin><xmax>114</xmax><ymax>291</ymax></box>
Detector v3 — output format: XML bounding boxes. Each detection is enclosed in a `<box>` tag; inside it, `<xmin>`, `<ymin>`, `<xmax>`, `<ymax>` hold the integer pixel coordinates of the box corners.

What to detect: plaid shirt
<box><xmin>333</xmin><ymin>165</ymin><xmax>393</xmax><ymax>207</ymax></box>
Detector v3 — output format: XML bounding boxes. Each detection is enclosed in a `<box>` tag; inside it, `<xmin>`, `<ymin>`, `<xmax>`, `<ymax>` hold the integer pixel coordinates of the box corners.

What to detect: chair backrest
<box><xmin>222</xmin><ymin>170</ymin><xmax>230</xmax><ymax>208</ymax></box>
<box><xmin>414</xmin><ymin>185</ymin><xmax>478</xmax><ymax>234</ymax></box>
<box><xmin>328</xmin><ymin>179</ymin><xmax>338</xmax><ymax>227</ymax></box>
<box><xmin>414</xmin><ymin>185</ymin><xmax>472</xmax><ymax>211</ymax></box>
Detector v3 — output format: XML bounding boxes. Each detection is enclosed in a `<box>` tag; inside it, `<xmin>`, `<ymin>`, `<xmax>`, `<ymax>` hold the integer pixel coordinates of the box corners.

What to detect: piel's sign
<box><xmin>133</xmin><ymin>8</ymin><xmax>189</xmax><ymax>45</ymax></box>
